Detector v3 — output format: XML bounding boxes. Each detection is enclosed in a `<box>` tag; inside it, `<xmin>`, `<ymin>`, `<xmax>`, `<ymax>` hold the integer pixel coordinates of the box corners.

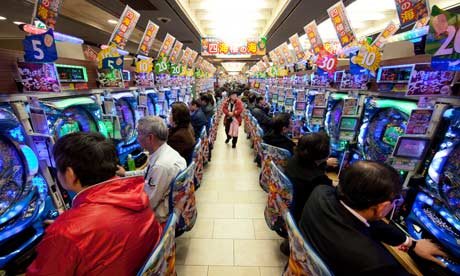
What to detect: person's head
<box><xmin>53</xmin><ymin>132</ymin><xmax>118</xmax><ymax>192</ymax></box>
<box><xmin>295</xmin><ymin>132</ymin><xmax>330</xmax><ymax>164</ymax></box>
<box><xmin>256</xmin><ymin>96</ymin><xmax>265</xmax><ymax>106</ymax></box>
<box><xmin>200</xmin><ymin>94</ymin><xmax>209</xmax><ymax>106</ymax></box>
<box><xmin>170</xmin><ymin>102</ymin><xmax>191</xmax><ymax>128</ymax></box>
<box><xmin>337</xmin><ymin>161</ymin><xmax>402</xmax><ymax>221</ymax></box>
<box><xmin>229</xmin><ymin>91</ymin><xmax>238</xmax><ymax>101</ymax></box>
<box><xmin>137</xmin><ymin>116</ymin><xmax>168</xmax><ymax>153</ymax></box>
<box><xmin>190</xmin><ymin>99</ymin><xmax>201</xmax><ymax>112</ymax></box>
<box><xmin>272</xmin><ymin>113</ymin><xmax>291</xmax><ymax>135</ymax></box>
<box><xmin>248</xmin><ymin>93</ymin><xmax>257</xmax><ymax>104</ymax></box>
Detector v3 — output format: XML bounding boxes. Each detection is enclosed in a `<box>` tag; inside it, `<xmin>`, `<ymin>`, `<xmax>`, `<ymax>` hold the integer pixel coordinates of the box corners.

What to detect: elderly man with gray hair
<box><xmin>117</xmin><ymin>116</ymin><xmax>186</xmax><ymax>224</ymax></box>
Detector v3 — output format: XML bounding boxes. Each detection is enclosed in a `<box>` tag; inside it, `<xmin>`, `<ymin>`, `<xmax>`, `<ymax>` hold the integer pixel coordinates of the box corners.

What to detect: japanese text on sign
<box><xmin>269</xmin><ymin>50</ymin><xmax>279</xmax><ymax>67</ymax></box>
<box><xmin>327</xmin><ymin>1</ymin><xmax>356</xmax><ymax>48</ymax></box>
<box><xmin>157</xmin><ymin>33</ymin><xmax>176</xmax><ymax>59</ymax></box>
<box><xmin>34</xmin><ymin>0</ymin><xmax>63</xmax><ymax>29</ymax></box>
<box><xmin>169</xmin><ymin>40</ymin><xmax>183</xmax><ymax>64</ymax></box>
<box><xmin>201</xmin><ymin>37</ymin><xmax>266</xmax><ymax>56</ymax></box>
<box><xmin>180</xmin><ymin>47</ymin><xmax>192</xmax><ymax>66</ymax></box>
<box><xmin>304</xmin><ymin>20</ymin><xmax>324</xmax><ymax>54</ymax></box>
<box><xmin>289</xmin><ymin>34</ymin><xmax>306</xmax><ymax>61</ymax></box>
<box><xmin>188</xmin><ymin>50</ymin><xmax>198</xmax><ymax>68</ymax></box>
<box><xmin>394</xmin><ymin>0</ymin><xmax>429</xmax><ymax>28</ymax></box>
<box><xmin>108</xmin><ymin>5</ymin><xmax>140</xmax><ymax>50</ymax></box>
<box><xmin>372</xmin><ymin>21</ymin><xmax>400</xmax><ymax>49</ymax></box>
<box><xmin>137</xmin><ymin>21</ymin><xmax>159</xmax><ymax>56</ymax></box>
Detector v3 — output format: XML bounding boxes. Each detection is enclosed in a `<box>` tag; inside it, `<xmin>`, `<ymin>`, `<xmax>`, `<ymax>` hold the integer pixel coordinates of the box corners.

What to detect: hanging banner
<box><xmin>108</xmin><ymin>5</ymin><xmax>141</xmax><ymax>50</ymax></box>
<box><xmin>34</xmin><ymin>0</ymin><xmax>63</xmax><ymax>29</ymax></box>
<box><xmin>262</xmin><ymin>55</ymin><xmax>271</xmax><ymax>67</ymax></box>
<box><xmin>394</xmin><ymin>0</ymin><xmax>429</xmax><ymax>28</ymax></box>
<box><xmin>269</xmin><ymin>50</ymin><xmax>279</xmax><ymax>67</ymax></box>
<box><xmin>352</xmin><ymin>43</ymin><xmax>382</xmax><ymax>75</ymax></box>
<box><xmin>170</xmin><ymin>63</ymin><xmax>182</xmax><ymax>76</ymax></box>
<box><xmin>157</xmin><ymin>33</ymin><xmax>176</xmax><ymax>59</ymax></box>
<box><xmin>195</xmin><ymin>56</ymin><xmax>204</xmax><ymax>70</ymax></box>
<box><xmin>168</xmin><ymin>40</ymin><xmax>183</xmax><ymax>64</ymax></box>
<box><xmin>23</xmin><ymin>29</ymin><xmax>58</xmax><ymax>63</ymax></box>
<box><xmin>275</xmin><ymin>46</ymin><xmax>287</xmax><ymax>67</ymax></box>
<box><xmin>97</xmin><ymin>44</ymin><xmax>120</xmax><ymax>69</ymax></box>
<box><xmin>201</xmin><ymin>37</ymin><xmax>267</xmax><ymax>56</ymax></box>
<box><xmin>83</xmin><ymin>45</ymin><xmax>98</xmax><ymax>61</ymax></box>
<box><xmin>289</xmin><ymin>33</ymin><xmax>306</xmax><ymax>61</ymax></box>
<box><xmin>426</xmin><ymin>5</ymin><xmax>460</xmax><ymax>71</ymax></box>
<box><xmin>316</xmin><ymin>52</ymin><xmax>338</xmax><ymax>73</ymax></box>
<box><xmin>372</xmin><ymin>21</ymin><xmax>400</xmax><ymax>49</ymax></box>
<box><xmin>304</xmin><ymin>20</ymin><xmax>324</xmax><ymax>54</ymax></box>
<box><xmin>180</xmin><ymin>47</ymin><xmax>192</xmax><ymax>65</ymax></box>
<box><xmin>154</xmin><ymin>56</ymin><xmax>169</xmax><ymax>74</ymax></box>
<box><xmin>136</xmin><ymin>58</ymin><xmax>153</xmax><ymax>73</ymax></box>
<box><xmin>413</xmin><ymin>16</ymin><xmax>430</xmax><ymax>29</ymax></box>
<box><xmin>137</xmin><ymin>20</ymin><xmax>159</xmax><ymax>56</ymax></box>
<box><xmin>280</xmin><ymin>42</ymin><xmax>296</xmax><ymax>64</ymax></box>
<box><xmin>327</xmin><ymin>1</ymin><xmax>356</xmax><ymax>48</ymax></box>
<box><xmin>188</xmin><ymin>50</ymin><xmax>198</xmax><ymax>68</ymax></box>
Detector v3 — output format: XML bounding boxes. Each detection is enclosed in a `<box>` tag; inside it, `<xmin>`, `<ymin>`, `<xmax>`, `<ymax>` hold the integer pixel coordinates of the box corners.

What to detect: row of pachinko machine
<box><xmin>0</xmin><ymin>86</ymin><xmax>187</xmax><ymax>273</ymax></box>
<box><xmin>257</xmin><ymin>70</ymin><xmax>460</xmax><ymax>275</ymax></box>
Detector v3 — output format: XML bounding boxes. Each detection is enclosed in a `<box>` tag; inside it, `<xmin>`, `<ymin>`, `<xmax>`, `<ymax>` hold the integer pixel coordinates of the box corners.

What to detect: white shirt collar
<box><xmin>340</xmin><ymin>200</ymin><xmax>370</xmax><ymax>227</ymax></box>
<box><xmin>149</xmin><ymin>142</ymin><xmax>168</xmax><ymax>164</ymax></box>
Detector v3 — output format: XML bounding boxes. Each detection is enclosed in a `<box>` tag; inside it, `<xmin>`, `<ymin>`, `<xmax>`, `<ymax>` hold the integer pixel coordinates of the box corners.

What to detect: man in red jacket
<box><xmin>27</xmin><ymin>132</ymin><xmax>163</xmax><ymax>276</ymax></box>
<box><xmin>222</xmin><ymin>91</ymin><xmax>244</xmax><ymax>148</ymax></box>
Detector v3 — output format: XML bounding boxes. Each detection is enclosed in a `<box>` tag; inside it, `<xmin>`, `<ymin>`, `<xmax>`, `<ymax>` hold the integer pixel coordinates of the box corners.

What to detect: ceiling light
<box><xmin>13</xmin><ymin>21</ymin><xmax>26</xmax><ymax>25</ymax></box>
<box><xmin>0</xmin><ymin>16</ymin><xmax>7</xmax><ymax>20</ymax></box>
<box><xmin>108</xmin><ymin>19</ymin><xmax>118</xmax><ymax>25</ymax></box>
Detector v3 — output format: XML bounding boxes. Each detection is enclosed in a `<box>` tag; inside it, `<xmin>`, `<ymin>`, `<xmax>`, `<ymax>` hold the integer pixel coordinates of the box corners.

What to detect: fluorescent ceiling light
<box><xmin>108</xmin><ymin>19</ymin><xmax>118</xmax><ymax>25</ymax></box>
<box><xmin>0</xmin><ymin>16</ymin><xmax>7</xmax><ymax>20</ymax></box>
<box><xmin>13</xmin><ymin>21</ymin><xmax>26</xmax><ymax>25</ymax></box>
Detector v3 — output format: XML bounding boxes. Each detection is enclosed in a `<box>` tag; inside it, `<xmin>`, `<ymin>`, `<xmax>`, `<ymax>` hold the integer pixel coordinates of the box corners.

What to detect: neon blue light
<box><xmin>9</xmin><ymin>126</ymin><xmax>24</xmax><ymax>142</ymax></box>
<box><xmin>20</xmin><ymin>145</ymin><xmax>39</xmax><ymax>176</ymax></box>
<box><xmin>54</xmin><ymin>32</ymin><xmax>84</xmax><ymax>44</ymax></box>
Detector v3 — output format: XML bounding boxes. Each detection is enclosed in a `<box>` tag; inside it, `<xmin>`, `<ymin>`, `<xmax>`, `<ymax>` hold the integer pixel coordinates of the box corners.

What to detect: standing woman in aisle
<box><xmin>222</xmin><ymin>91</ymin><xmax>244</xmax><ymax>148</ymax></box>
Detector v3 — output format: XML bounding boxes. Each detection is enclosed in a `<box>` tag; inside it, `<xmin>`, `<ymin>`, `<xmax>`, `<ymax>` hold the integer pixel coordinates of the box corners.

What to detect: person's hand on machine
<box><xmin>412</xmin><ymin>239</ymin><xmax>448</xmax><ymax>267</ymax></box>
<box><xmin>116</xmin><ymin>165</ymin><xmax>126</xmax><ymax>177</ymax></box>
<box><xmin>327</xmin><ymin>157</ymin><xmax>339</xmax><ymax>168</ymax></box>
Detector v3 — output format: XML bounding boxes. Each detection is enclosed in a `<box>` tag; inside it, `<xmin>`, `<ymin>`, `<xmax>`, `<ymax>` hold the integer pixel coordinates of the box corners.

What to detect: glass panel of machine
<box><xmin>340</xmin><ymin>117</ymin><xmax>358</xmax><ymax>131</ymax></box>
<box><xmin>312</xmin><ymin>108</ymin><xmax>326</xmax><ymax>118</ymax></box>
<box><xmin>393</xmin><ymin>137</ymin><xmax>429</xmax><ymax>159</ymax></box>
<box><xmin>295</xmin><ymin>102</ymin><xmax>306</xmax><ymax>111</ymax></box>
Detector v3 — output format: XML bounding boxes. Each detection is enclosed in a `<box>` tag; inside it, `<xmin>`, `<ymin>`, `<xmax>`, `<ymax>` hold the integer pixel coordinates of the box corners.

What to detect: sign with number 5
<box><xmin>316</xmin><ymin>53</ymin><xmax>338</xmax><ymax>73</ymax></box>
<box><xmin>426</xmin><ymin>6</ymin><xmax>460</xmax><ymax>71</ymax></box>
<box><xmin>23</xmin><ymin>29</ymin><xmax>58</xmax><ymax>63</ymax></box>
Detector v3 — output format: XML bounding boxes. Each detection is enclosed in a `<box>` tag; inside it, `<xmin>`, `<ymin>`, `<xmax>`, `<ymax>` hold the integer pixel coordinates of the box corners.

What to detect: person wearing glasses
<box><xmin>299</xmin><ymin>161</ymin><xmax>447</xmax><ymax>276</ymax></box>
<box><xmin>117</xmin><ymin>116</ymin><xmax>186</xmax><ymax>225</ymax></box>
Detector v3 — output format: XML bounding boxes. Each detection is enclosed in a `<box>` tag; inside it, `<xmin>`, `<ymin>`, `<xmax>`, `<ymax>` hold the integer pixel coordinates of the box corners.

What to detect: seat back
<box><xmin>253</xmin><ymin>125</ymin><xmax>264</xmax><ymax>158</ymax></box>
<box><xmin>137</xmin><ymin>213</ymin><xmax>178</xmax><ymax>276</ymax></box>
<box><xmin>200</xmin><ymin>126</ymin><xmax>209</xmax><ymax>165</ymax></box>
<box><xmin>169</xmin><ymin>161</ymin><xmax>197</xmax><ymax>232</ymax></box>
<box><xmin>283</xmin><ymin>211</ymin><xmax>334</xmax><ymax>276</ymax></box>
<box><xmin>259</xmin><ymin>143</ymin><xmax>292</xmax><ymax>192</ymax></box>
<box><xmin>192</xmin><ymin>139</ymin><xmax>202</xmax><ymax>189</ymax></box>
<box><xmin>264</xmin><ymin>161</ymin><xmax>294</xmax><ymax>235</ymax></box>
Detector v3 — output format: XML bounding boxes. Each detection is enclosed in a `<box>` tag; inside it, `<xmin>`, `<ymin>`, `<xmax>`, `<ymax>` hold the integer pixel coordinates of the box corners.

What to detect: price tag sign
<box><xmin>102</xmin><ymin>56</ymin><xmax>124</xmax><ymax>70</ymax></box>
<box><xmin>352</xmin><ymin>43</ymin><xmax>381</xmax><ymax>75</ymax></box>
<box><xmin>154</xmin><ymin>57</ymin><xmax>169</xmax><ymax>74</ymax></box>
<box><xmin>316</xmin><ymin>52</ymin><xmax>338</xmax><ymax>73</ymax></box>
<box><xmin>97</xmin><ymin>44</ymin><xmax>119</xmax><ymax>69</ymax></box>
<box><xmin>136</xmin><ymin>58</ymin><xmax>153</xmax><ymax>73</ymax></box>
<box><xmin>23</xmin><ymin>29</ymin><xmax>58</xmax><ymax>62</ymax></box>
<box><xmin>426</xmin><ymin>6</ymin><xmax>460</xmax><ymax>71</ymax></box>
<box><xmin>170</xmin><ymin>63</ymin><xmax>182</xmax><ymax>76</ymax></box>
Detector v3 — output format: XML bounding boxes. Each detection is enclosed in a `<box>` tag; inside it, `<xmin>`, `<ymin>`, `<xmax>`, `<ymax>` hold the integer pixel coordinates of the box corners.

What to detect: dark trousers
<box><xmin>225</xmin><ymin>120</ymin><xmax>238</xmax><ymax>146</ymax></box>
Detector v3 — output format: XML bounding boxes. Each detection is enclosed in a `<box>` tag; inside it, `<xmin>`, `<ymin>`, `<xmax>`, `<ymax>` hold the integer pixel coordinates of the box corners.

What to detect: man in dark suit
<box><xmin>189</xmin><ymin>99</ymin><xmax>207</xmax><ymax>140</ymax></box>
<box><xmin>300</xmin><ymin>161</ymin><xmax>447</xmax><ymax>276</ymax></box>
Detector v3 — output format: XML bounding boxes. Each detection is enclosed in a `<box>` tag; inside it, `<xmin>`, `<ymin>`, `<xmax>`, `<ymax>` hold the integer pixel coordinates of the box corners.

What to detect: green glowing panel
<box><xmin>383</xmin><ymin>125</ymin><xmax>405</xmax><ymax>146</ymax></box>
<box><xmin>98</xmin><ymin>121</ymin><xmax>108</xmax><ymax>138</ymax></box>
<box><xmin>59</xmin><ymin>121</ymin><xmax>80</xmax><ymax>137</ymax></box>
<box><xmin>374</xmin><ymin>99</ymin><xmax>417</xmax><ymax>115</ymax></box>
<box><xmin>52</xmin><ymin>98</ymin><xmax>95</xmax><ymax>110</ymax></box>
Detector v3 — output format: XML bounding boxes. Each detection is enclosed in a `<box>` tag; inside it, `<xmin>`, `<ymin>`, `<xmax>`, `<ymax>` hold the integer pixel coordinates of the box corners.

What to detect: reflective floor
<box><xmin>176</xmin><ymin>122</ymin><xmax>288</xmax><ymax>276</ymax></box>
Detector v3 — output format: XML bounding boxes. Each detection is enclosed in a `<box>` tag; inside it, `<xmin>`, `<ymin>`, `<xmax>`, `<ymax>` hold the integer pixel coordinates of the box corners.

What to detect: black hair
<box><xmin>200</xmin><ymin>94</ymin><xmax>209</xmax><ymax>104</ymax></box>
<box><xmin>272</xmin><ymin>113</ymin><xmax>291</xmax><ymax>134</ymax></box>
<box><xmin>230</xmin><ymin>91</ymin><xmax>238</xmax><ymax>95</ymax></box>
<box><xmin>53</xmin><ymin>132</ymin><xmax>118</xmax><ymax>187</ymax></box>
<box><xmin>256</xmin><ymin>96</ymin><xmax>264</xmax><ymax>105</ymax></box>
<box><xmin>337</xmin><ymin>161</ymin><xmax>401</xmax><ymax>210</ymax></box>
<box><xmin>171</xmin><ymin>102</ymin><xmax>191</xmax><ymax>128</ymax></box>
<box><xmin>190</xmin><ymin>99</ymin><xmax>201</xmax><ymax>107</ymax></box>
<box><xmin>248</xmin><ymin>93</ymin><xmax>257</xmax><ymax>103</ymax></box>
<box><xmin>295</xmin><ymin>132</ymin><xmax>330</xmax><ymax>163</ymax></box>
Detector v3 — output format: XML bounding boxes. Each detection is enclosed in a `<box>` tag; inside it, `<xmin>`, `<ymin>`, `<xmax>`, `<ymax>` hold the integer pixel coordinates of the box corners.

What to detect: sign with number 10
<box><xmin>352</xmin><ymin>43</ymin><xmax>381</xmax><ymax>75</ymax></box>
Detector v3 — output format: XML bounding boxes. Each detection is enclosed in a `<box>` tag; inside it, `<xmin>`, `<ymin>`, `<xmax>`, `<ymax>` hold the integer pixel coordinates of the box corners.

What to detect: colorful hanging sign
<box><xmin>304</xmin><ymin>20</ymin><xmax>324</xmax><ymax>54</ymax></box>
<box><xmin>262</xmin><ymin>55</ymin><xmax>270</xmax><ymax>67</ymax></box>
<box><xmin>274</xmin><ymin>46</ymin><xmax>287</xmax><ymax>67</ymax></box>
<box><xmin>316</xmin><ymin>52</ymin><xmax>338</xmax><ymax>73</ymax></box>
<box><xmin>154</xmin><ymin>56</ymin><xmax>169</xmax><ymax>74</ymax></box>
<box><xmin>157</xmin><ymin>33</ymin><xmax>176</xmax><ymax>58</ymax></box>
<box><xmin>83</xmin><ymin>45</ymin><xmax>98</xmax><ymax>61</ymax></box>
<box><xmin>23</xmin><ymin>29</ymin><xmax>58</xmax><ymax>63</ymax></box>
<box><xmin>289</xmin><ymin>33</ymin><xmax>306</xmax><ymax>61</ymax></box>
<box><xmin>280</xmin><ymin>42</ymin><xmax>296</xmax><ymax>64</ymax></box>
<box><xmin>372</xmin><ymin>21</ymin><xmax>400</xmax><ymax>49</ymax></box>
<box><xmin>137</xmin><ymin>20</ymin><xmax>159</xmax><ymax>56</ymax></box>
<box><xmin>170</xmin><ymin>63</ymin><xmax>182</xmax><ymax>76</ymax></box>
<box><xmin>18</xmin><ymin>62</ymin><xmax>61</xmax><ymax>92</ymax></box>
<box><xmin>269</xmin><ymin>50</ymin><xmax>279</xmax><ymax>67</ymax></box>
<box><xmin>426</xmin><ymin>5</ymin><xmax>460</xmax><ymax>71</ymax></box>
<box><xmin>407</xmin><ymin>64</ymin><xmax>455</xmax><ymax>96</ymax></box>
<box><xmin>108</xmin><ymin>5</ymin><xmax>141</xmax><ymax>50</ymax></box>
<box><xmin>188</xmin><ymin>50</ymin><xmax>198</xmax><ymax>68</ymax></box>
<box><xmin>394</xmin><ymin>0</ymin><xmax>429</xmax><ymax>28</ymax></box>
<box><xmin>136</xmin><ymin>58</ymin><xmax>153</xmax><ymax>73</ymax></box>
<box><xmin>201</xmin><ymin>37</ymin><xmax>267</xmax><ymax>56</ymax></box>
<box><xmin>169</xmin><ymin>40</ymin><xmax>183</xmax><ymax>64</ymax></box>
<box><xmin>327</xmin><ymin>1</ymin><xmax>356</xmax><ymax>48</ymax></box>
<box><xmin>34</xmin><ymin>0</ymin><xmax>63</xmax><ymax>29</ymax></box>
<box><xmin>352</xmin><ymin>43</ymin><xmax>382</xmax><ymax>75</ymax></box>
<box><xmin>97</xmin><ymin>44</ymin><xmax>119</xmax><ymax>69</ymax></box>
<box><xmin>102</xmin><ymin>56</ymin><xmax>124</xmax><ymax>70</ymax></box>
<box><xmin>180</xmin><ymin>47</ymin><xmax>192</xmax><ymax>65</ymax></box>
<box><xmin>413</xmin><ymin>16</ymin><xmax>430</xmax><ymax>29</ymax></box>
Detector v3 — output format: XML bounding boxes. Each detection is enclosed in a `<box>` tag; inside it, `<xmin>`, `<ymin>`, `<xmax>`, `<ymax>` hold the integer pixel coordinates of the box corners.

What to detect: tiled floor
<box><xmin>176</xmin><ymin>121</ymin><xmax>287</xmax><ymax>275</ymax></box>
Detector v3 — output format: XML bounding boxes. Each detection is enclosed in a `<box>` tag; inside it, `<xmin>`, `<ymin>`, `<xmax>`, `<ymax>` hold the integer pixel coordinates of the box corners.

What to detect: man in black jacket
<box><xmin>251</xmin><ymin>96</ymin><xmax>272</xmax><ymax>133</ymax></box>
<box><xmin>189</xmin><ymin>99</ymin><xmax>207</xmax><ymax>139</ymax></box>
<box><xmin>299</xmin><ymin>161</ymin><xmax>447</xmax><ymax>276</ymax></box>
<box><xmin>262</xmin><ymin>112</ymin><xmax>296</xmax><ymax>155</ymax></box>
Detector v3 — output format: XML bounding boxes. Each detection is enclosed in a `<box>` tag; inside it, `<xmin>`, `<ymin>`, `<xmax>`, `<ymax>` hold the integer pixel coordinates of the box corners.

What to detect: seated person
<box><xmin>168</xmin><ymin>102</ymin><xmax>196</xmax><ymax>163</ymax></box>
<box><xmin>262</xmin><ymin>112</ymin><xmax>296</xmax><ymax>155</ymax></box>
<box><xmin>27</xmin><ymin>132</ymin><xmax>162</xmax><ymax>276</ymax></box>
<box><xmin>190</xmin><ymin>99</ymin><xmax>208</xmax><ymax>139</ymax></box>
<box><xmin>251</xmin><ymin>96</ymin><xmax>272</xmax><ymax>133</ymax></box>
<box><xmin>300</xmin><ymin>161</ymin><xmax>447</xmax><ymax>276</ymax></box>
<box><xmin>246</xmin><ymin>93</ymin><xmax>257</xmax><ymax>113</ymax></box>
<box><xmin>200</xmin><ymin>94</ymin><xmax>215</xmax><ymax>121</ymax></box>
<box><xmin>117</xmin><ymin>116</ymin><xmax>186</xmax><ymax>224</ymax></box>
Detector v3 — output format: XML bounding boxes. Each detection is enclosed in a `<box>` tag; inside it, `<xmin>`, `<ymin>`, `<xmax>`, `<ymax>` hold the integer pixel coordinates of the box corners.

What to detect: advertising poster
<box><xmin>17</xmin><ymin>62</ymin><xmax>61</xmax><ymax>92</ymax></box>
<box><xmin>34</xmin><ymin>0</ymin><xmax>63</xmax><ymax>29</ymax></box>
<box><xmin>137</xmin><ymin>21</ymin><xmax>159</xmax><ymax>56</ymax></box>
<box><xmin>372</xmin><ymin>21</ymin><xmax>400</xmax><ymax>49</ymax></box>
<box><xmin>169</xmin><ymin>40</ymin><xmax>183</xmax><ymax>64</ymax></box>
<box><xmin>157</xmin><ymin>33</ymin><xmax>176</xmax><ymax>59</ymax></box>
<box><xmin>304</xmin><ymin>20</ymin><xmax>324</xmax><ymax>54</ymax></box>
<box><xmin>395</xmin><ymin>0</ymin><xmax>429</xmax><ymax>28</ymax></box>
<box><xmin>405</xmin><ymin>109</ymin><xmax>434</xmax><ymax>134</ymax></box>
<box><xmin>180</xmin><ymin>47</ymin><xmax>192</xmax><ymax>66</ymax></box>
<box><xmin>327</xmin><ymin>1</ymin><xmax>356</xmax><ymax>48</ymax></box>
<box><xmin>108</xmin><ymin>5</ymin><xmax>140</xmax><ymax>50</ymax></box>
<box><xmin>201</xmin><ymin>37</ymin><xmax>267</xmax><ymax>56</ymax></box>
<box><xmin>289</xmin><ymin>33</ymin><xmax>306</xmax><ymax>61</ymax></box>
<box><xmin>342</xmin><ymin>98</ymin><xmax>359</xmax><ymax>115</ymax></box>
<box><xmin>407</xmin><ymin>64</ymin><xmax>455</xmax><ymax>96</ymax></box>
<box><xmin>340</xmin><ymin>71</ymin><xmax>369</xmax><ymax>90</ymax></box>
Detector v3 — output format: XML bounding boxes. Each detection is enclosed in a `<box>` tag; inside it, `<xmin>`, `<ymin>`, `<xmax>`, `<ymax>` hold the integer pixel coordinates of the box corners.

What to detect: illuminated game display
<box><xmin>406</xmin><ymin>108</ymin><xmax>460</xmax><ymax>274</ymax></box>
<box><xmin>305</xmin><ymin>91</ymin><xmax>327</xmax><ymax>132</ymax></box>
<box><xmin>0</xmin><ymin>106</ymin><xmax>50</xmax><ymax>270</ymax></box>
<box><xmin>357</xmin><ymin>98</ymin><xmax>417</xmax><ymax>163</ymax></box>
<box><xmin>325</xmin><ymin>93</ymin><xmax>348</xmax><ymax>160</ymax></box>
